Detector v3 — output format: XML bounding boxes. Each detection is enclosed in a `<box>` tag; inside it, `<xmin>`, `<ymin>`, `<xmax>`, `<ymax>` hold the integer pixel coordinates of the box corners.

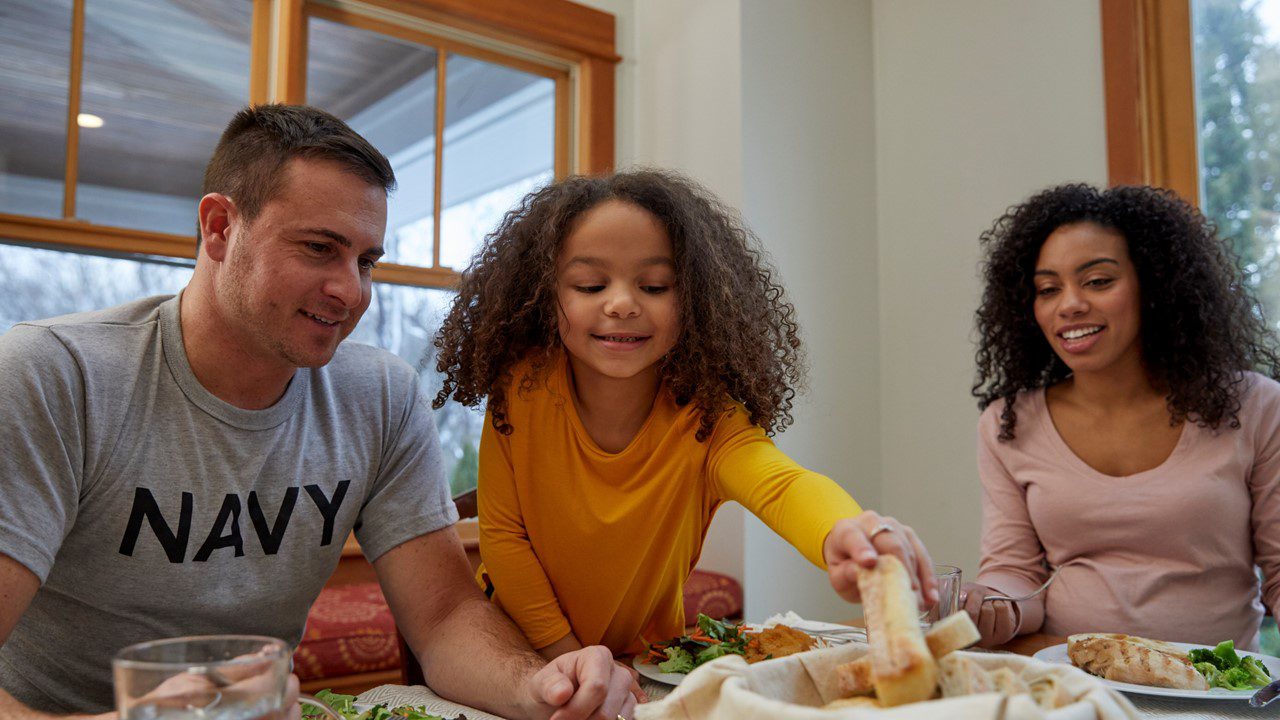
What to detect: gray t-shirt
<box><xmin>0</xmin><ymin>294</ymin><xmax>458</xmax><ymax>713</ymax></box>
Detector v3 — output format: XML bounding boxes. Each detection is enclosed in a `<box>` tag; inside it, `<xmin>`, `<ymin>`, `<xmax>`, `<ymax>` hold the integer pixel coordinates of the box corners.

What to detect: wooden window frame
<box><xmin>0</xmin><ymin>0</ymin><xmax>618</xmax><ymax>290</ymax></box>
<box><xmin>1100</xmin><ymin>0</ymin><xmax>1199</xmax><ymax>205</ymax></box>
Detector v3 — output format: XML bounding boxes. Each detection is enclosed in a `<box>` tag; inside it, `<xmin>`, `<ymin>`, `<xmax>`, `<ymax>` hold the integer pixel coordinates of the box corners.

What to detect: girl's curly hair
<box><xmin>973</xmin><ymin>183</ymin><xmax>1280</xmax><ymax>441</ymax></box>
<box><xmin>432</xmin><ymin>169</ymin><xmax>804</xmax><ymax>441</ymax></box>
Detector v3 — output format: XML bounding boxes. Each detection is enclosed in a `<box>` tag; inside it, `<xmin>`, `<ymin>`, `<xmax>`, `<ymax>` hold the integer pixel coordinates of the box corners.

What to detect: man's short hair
<box><xmin>198</xmin><ymin>104</ymin><xmax>396</xmax><ymax>246</ymax></box>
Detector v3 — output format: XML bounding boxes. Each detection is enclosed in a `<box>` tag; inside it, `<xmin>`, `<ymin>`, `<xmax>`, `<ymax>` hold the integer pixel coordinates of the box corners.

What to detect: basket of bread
<box><xmin>635</xmin><ymin>556</ymin><xmax>1140</xmax><ymax>719</ymax></box>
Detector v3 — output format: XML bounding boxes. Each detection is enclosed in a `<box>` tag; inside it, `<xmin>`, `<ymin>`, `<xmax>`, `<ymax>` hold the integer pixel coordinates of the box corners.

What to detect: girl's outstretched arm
<box><xmin>708</xmin><ymin>409</ymin><xmax>937</xmax><ymax>606</ymax></box>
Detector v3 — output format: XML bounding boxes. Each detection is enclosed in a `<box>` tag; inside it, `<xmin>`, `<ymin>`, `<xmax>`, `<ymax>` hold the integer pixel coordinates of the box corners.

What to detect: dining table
<box><xmin>354</xmin><ymin>630</ymin><xmax>1276</xmax><ymax>720</ymax></box>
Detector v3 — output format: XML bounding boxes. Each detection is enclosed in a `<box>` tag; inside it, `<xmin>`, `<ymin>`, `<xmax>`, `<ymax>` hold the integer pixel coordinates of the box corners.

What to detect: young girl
<box><xmin>965</xmin><ymin>183</ymin><xmax>1280</xmax><ymax>650</ymax></box>
<box><xmin>432</xmin><ymin>170</ymin><xmax>938</xmax><ymax>658</ymax></box>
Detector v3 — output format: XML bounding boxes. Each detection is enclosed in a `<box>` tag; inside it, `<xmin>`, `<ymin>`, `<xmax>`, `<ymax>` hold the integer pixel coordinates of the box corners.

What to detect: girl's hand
<box><xmin>823</xmin><ymin>511</ymin><xmax>939</xmax><ymax>608</ymax></box>
<box><xmin>959</xmin><ymin>582</ymin><xmax>1020</xmax><ymax>647</ymax></box>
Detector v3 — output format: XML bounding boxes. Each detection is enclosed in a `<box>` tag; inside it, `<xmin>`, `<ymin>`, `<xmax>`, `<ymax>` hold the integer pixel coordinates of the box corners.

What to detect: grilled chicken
<box><xmin>1067</xmin><ymin>633</ymin><xmax>1209</xmax><ymax>690</ymax></box>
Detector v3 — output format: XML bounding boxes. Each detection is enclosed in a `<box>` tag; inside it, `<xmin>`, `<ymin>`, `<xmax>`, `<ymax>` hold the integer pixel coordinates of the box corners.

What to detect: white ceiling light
<box><xmin>77</xmin><ymin>113</ymin><xmax>104</xmax><ymax>128</ymax></box>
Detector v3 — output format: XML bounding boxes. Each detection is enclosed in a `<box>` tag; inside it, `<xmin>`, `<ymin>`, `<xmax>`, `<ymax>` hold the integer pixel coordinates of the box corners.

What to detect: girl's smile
<box><xmin>591</xmin><ymin>332</ymin><xmax>652</xmax><ymax>351</ymax></box>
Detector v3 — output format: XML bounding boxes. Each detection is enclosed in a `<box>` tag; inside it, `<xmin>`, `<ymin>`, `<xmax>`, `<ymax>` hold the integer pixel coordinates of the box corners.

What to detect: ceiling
<box><xmin>0</xmin><ymin>0</ymin><xmax>544</xmax><ymax>202</ymax></box>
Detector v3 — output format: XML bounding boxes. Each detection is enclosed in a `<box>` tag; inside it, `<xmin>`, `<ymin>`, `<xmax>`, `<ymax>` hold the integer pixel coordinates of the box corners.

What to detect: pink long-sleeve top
<box><xmin>975</xmin><ymin>372</ymin><xmax>1280</xmax><ymax>651</ymax></box>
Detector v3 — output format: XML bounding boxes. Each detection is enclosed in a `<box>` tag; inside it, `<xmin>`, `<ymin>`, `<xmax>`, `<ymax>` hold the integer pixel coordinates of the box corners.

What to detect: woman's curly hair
<box><xmin>432</xmin><ymin>169</ymin><xmax>804</xmax><ymax>441</ymax></box>
<box><xmin>973</xmin><ymin>183</ymin><xmax>1280</xmax><ymax>441</ymax></box>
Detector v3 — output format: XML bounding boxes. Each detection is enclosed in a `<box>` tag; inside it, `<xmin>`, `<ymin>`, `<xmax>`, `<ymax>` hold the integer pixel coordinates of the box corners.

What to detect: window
<box><xmin>1102</xmin><ymin>0</ymin><xmax>1280</xmax><ymax>655</ymax></box>
<box><xmin>0</xmin><ymin>242</ymin><xmax>193</xmax><ymax>329</ymax></box>
<box><xmin>1193</xmin><ymin>0</ymin><xmax>1280</xmax><ymax>323</ymax></box>
<box><xmin>0</xmin><ymin>0</ymin><xmax>619</xmax><ymax>491</ymax></box>
<box><xmin>78</xmin><ymin>0</ymin><xmax>255</xmax><ymax>235</ymax></box>
<box><xmin>1102</xmin><ymin>0</ymin><xmax>1280</xmax><ymax>325</ymax></box>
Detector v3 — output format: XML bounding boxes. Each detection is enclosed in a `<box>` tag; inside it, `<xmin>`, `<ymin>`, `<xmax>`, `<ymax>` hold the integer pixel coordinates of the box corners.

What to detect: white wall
<box><xmin>579</xmin><ymin>0</ymin><xmax>750</xmax><ymax>582</ymax></box>
<box><xmin>575</xmin><ymin>0</ymin><xmax>1111</xmax><ymax>617</ymax></box>
<box><xmin>739</xmin><ymin>0</ymin><xmax>880</xmax><ymax>622</ymax></box>
<box><xmin>582</xmin><ymin>0</ymin><xmax>880</xmax><ymax>619</ymax></box>
<box><xmin>873</xmin><ymin>0</ymin><xmax>1109</xmax><ymax>578</ymax></box>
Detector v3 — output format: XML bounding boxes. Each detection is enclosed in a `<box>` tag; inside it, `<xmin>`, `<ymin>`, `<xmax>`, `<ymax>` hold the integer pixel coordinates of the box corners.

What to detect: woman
<box><xmin>963</xmin><ymin>183</ymin><xmax>1280</xmax><ymax>650</ymax></box>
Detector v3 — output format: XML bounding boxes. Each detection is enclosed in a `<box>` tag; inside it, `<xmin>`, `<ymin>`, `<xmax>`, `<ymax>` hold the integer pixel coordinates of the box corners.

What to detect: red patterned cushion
<box><xmin>682</xmin><ymin>569</ymin><xmax>743</xmax><ymax>625</ymax></box>
<box><xmin>293</xmin><ymin>583</ymin><xmax>401</xmax><ymax>682</ymax></box>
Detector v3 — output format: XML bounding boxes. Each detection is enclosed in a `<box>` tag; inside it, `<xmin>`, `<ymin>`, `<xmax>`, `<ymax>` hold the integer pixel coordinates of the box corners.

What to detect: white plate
<box><xmin>1032</xmin><ymin>641</ymin><xmax>1280</xmax><ymax>700</ymax></box>
<box><xmin>633</xmin><ymin>622</ymin><xmax>863</xmax><ymax>686</ymax></box>
<box><xmin>633</xmin><ymin>656</ymin><xmax>692</xmax><ymax>686</ymax></box>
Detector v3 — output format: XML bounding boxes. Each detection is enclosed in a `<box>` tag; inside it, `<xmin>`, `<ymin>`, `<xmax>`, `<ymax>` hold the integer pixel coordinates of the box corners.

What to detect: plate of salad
<box><xmin>1033</xmin><ymin>640</ymin><xmax>1278</xmax><ymax>700</ymax></box>
<box><xmin>634</xmin><ymin>615</ymin><xmax>753</xmax><ymax>685</ymax></box>
<box><xmin>634</xmin><ymin>613</ymin><xmax>823</xmax><ymax>686</ymax></box>
<box><xmin>302</xmin><ymin>689</ymin><xmax>466</xmax><ymax>720</ymax></box>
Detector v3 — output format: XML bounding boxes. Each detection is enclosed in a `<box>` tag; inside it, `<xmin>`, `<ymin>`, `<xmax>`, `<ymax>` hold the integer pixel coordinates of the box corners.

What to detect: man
<box><xmin>0</xmin><ymin>105</ymin><xmax>637</xmax><ymax>720</ymax></box>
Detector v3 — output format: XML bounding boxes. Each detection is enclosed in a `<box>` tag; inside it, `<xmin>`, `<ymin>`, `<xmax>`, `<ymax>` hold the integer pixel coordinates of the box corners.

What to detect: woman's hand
<box><xmin>959</xmin><ymin>582</ymin><xmax>1020</xmax><ymax>647</ymax></box>
<box><xmin>823</xmin><ymin>511</ymin><xmax>939</xmax><ymax>608</ymax></box>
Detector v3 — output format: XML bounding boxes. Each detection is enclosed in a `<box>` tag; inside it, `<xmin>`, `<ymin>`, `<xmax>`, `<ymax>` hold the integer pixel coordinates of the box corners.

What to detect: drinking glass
<box><xmin>924</xmin><ymin>564</ymin><xmax>962</xmax><ymax>626</ymax></box>
<box><xmin>114</xmin><ymin>635</ymin><xmax>342</xmax><ymax>720</ymax></box>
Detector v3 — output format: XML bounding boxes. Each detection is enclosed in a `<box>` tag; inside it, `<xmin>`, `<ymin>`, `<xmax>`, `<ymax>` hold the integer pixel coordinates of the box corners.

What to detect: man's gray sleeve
<box><xmin>354</xmin><ymin>372</ymin><xmax>458</xmax><ymax>563</ymax></box>
<box><xmin>0</xmin><ymin>325</ymin><xmax>84</xmax><ymax>582</ymax></box>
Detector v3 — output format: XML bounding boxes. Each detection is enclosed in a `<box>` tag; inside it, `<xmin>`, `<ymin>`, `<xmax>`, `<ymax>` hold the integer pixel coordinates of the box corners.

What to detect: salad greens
<box><xmin>646</xmin><ymin>614</ymin><xmax>754</xmax><ymax>674</ymax></box>
<box><xmin>302</xmin><ymin>689</ymin><xmax>464</xmax><ymax>720</ymax></box>
<box><xmin>1188</xmin><ymin>641</ymin><xmax>1273</xmax><ymax>691</ymax></box>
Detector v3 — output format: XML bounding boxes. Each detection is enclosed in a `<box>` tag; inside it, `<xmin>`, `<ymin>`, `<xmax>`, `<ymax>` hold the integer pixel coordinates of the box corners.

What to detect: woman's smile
<box><xmin>1056</xmin><ymin>323</ymin><xmax>1106</xmax><ymax>354</ymax></box>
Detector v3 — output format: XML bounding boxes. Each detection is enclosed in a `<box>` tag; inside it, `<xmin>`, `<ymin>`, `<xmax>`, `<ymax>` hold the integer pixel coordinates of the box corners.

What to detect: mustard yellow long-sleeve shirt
<box><xmin>477</xmin><ymin>356</ymin><xmax>863</xmax><ymax>655</ymax></box>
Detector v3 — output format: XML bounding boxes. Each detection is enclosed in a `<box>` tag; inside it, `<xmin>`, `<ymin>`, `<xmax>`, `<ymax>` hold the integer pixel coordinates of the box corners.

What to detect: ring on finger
<box><xmin>868</xmin><ymin>522</ymin><xmax>894</xmax><ymax>540</ymax></box>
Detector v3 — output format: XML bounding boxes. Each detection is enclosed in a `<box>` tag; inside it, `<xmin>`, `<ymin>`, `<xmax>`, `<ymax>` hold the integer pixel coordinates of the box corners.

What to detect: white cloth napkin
<box><xmin>635</xmin><ymin>643</ymin><xmax>1141</xmax><ymax>720</ymax></box>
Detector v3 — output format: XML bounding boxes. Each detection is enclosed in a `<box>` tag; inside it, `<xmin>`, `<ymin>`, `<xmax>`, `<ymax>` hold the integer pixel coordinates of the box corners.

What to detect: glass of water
<box><xmin>923</xmin><ymin>564</ymin><xmax>962</xmax><ymax>626</ymax></box>
<box><xmin>113</xmin><ymin>635</ymin><xmax>342</xmax><ymax>720</ymax></box>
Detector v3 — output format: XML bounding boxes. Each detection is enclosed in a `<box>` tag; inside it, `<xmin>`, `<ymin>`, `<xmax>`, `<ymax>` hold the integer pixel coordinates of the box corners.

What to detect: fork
<box><xmin>980</xmin><ymin>559</ymin><xmax>1082</xmax><ymax>604</ymax></box>
<box><xmin>780</xmin><ymin>624</ymin><xmax>867</xmax><ymax>645</ymax></box>
<box><xmin>805</xmin><ymin>627</ymin><xmax>867</xmax><ymax>645</ymax></box>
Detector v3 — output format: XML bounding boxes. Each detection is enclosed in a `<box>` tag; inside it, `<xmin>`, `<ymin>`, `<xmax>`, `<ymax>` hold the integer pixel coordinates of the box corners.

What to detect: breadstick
<box><xmin>856</xmin><ymin>554</ymin><xmax>938</xmax><ymax>706</ymax></box>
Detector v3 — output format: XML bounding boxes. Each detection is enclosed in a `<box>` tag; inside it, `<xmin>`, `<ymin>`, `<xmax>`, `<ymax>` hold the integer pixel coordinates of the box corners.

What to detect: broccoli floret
<box><xmin>1242</xmin><ymin>656</ymin><xmax>1273</xmax><ymax>685</ymax></box>
<box><xmin>1189</xmin><ymin>647</ymin><xmax>1224</xmax><ymax>670</ymax></box>
<box><xmin>1194</xmin><ymin>661</ymin><xmax>1221</xmax><ymax>686</ymax></box>
<box><xmin>1221</xmin><ymin>667</ymin><xmax>1255</xmax><ymax>690</ymax></box>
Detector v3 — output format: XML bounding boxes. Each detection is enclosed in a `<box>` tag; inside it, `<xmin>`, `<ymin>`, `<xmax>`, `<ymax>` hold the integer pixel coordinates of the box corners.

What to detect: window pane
<box><xmin>440</xmin><ymin>54</ymin><xmax>554</xmax><ymax>271</ymax></box>
<box><xmin>1193</xmin><ymin>0</ymin><xmax>1280</xmax><ymax>323</ymax></box>
<box><xmin>0</xmin><ymin>0</ymin><xmax>72</xmax><ymax>220</ymax></box>
<box><xmin>76</xmin><ymin>0</ymin><xmax>252</xmax><ymax>235</ymax></box>
<box><xmin>0</xmin><ymin>240</ymin><xmax>192</xmax><ymax>329</ymax></box>
<box><xmin>346</xmin><ymin>284</ymin><xmax>482</xmax><ymax>494</ymax></box>
<box><xmin>306</xmin><ymin>16</ymin><xmax>438</xmax><ymax>268</ymax></box>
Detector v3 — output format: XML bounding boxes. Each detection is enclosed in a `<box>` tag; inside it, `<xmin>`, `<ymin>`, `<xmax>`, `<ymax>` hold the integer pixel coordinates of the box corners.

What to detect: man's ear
<box><xmin>197</xmin><ymin>193</ymin><xmax>237</xmax><ymax>263</ymax></box>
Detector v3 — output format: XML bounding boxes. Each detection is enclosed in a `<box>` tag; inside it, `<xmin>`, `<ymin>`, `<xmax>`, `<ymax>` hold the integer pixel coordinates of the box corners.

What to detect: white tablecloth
<box><xmin>1122</xmin><ymin>695</ymin><xmax>1275</xmax><ymax>719</ymax></box>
